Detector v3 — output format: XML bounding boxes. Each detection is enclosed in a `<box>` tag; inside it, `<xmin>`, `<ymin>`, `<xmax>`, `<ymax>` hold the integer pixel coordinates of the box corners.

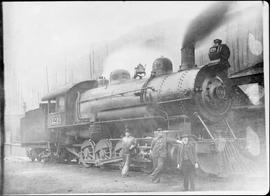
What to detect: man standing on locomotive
<box><xmin>177</xmin><ymin>133</ymin><xmax>199</xmax><ymax>191</ymax></box>
<box><xmin>149</xmin><ymin>128</ymin><xmax>167</xmax><ymax>183</ymax></box>
<box><xmin>209</xmin><ymin>38</ymin><xmax>231</xmax><ymax>77</ymax></box>
<box><xmin>121</xmin><ymin>126</ymin><xmax>136</xmax><ymax>177</ymax></box>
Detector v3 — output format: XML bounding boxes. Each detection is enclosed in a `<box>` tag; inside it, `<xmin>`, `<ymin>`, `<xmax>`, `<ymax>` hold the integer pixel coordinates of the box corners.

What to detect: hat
<box><xmin>180</xmin><ymin>133</ymin><xmax>189</xmax><ymax>138</ymax></box>
<box><xmin>124</xmin><ymin>125</ymin><xmax>130</xmax><ymax>132</ymax></box>
<box><xmin>157</xmin><ymin>128</ymin><xmax>163</xmax><ymax>132</ymax></box>
<box><xmin>214</xmin><ymin>39</ymin><xmax>222</xmax><ymax>44</ymax></box>
<box><xmin>180</xmin><ymin>133</ymin><xmax>198</xmax><ymax>140</ymax></box>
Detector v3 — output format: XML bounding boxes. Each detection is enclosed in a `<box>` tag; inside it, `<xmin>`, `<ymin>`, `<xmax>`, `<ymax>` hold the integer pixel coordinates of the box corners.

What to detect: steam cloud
<box><xmin>182</xmin><ymin>1</ymin><xmax>233</xmax><ymax>48</ymax></box>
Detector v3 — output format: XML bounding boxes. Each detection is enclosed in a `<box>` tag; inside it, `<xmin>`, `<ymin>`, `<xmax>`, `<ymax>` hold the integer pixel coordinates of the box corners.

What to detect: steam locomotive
<box><xmin>19</xmin><ymin>2</ymin><xmax>265</xmax><ymax>177</ymax></box>
<box><xmin>21</xmin><ymin>39</ymin><xmax>259</xmax><ymax>176</ymax></box>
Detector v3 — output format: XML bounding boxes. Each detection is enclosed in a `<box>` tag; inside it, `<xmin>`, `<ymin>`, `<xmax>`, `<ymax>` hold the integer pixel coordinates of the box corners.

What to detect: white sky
<box><xmin>3</xmin><ymin>1</ymin><xmax>214</xmax><ymax>113</ymax></box>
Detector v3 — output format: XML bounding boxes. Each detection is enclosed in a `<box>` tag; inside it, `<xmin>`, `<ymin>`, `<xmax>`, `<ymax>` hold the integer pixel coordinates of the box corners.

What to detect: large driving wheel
<box><xmin>80</xmin><ymin>139</ymin><xmax>95</xmax><ymax>168</ymax></box>
<box><xmin>95</xmin><ymin>139</ymin><xmax>113</xmax><ymax>163</ymax></box>
<box><xmin>114</xmin><ymin>140</ymin><xmax>123</xmax><ymax>158</ymax></box>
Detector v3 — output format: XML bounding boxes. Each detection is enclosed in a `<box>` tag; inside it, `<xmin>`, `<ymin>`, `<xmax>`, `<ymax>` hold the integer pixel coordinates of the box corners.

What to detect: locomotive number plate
<box><xmin>48</xmin><ymin>113</ymin><xmax>62</xmax><ymax>126</ymax></box>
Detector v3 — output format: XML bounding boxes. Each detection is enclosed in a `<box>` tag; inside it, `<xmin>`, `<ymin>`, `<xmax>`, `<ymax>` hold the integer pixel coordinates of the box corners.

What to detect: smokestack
<box><xmin>180</xmin><ymin>2</ymin><xmax>234</xmax><ymax>71</ymax></box>
<box><xmin>180</xmin><ymin>46</ymin><xmax>195</xmax><ymax>70</ymax></box>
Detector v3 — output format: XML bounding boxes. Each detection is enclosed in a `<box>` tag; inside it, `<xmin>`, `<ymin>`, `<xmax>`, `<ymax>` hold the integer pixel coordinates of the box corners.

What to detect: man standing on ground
<box><xmin>177</xmin><ymin>133</ymin><xmax>199</xmax><ymax>191</ymax></box>
<box><xmin>149</xmin><ymin>128</ymin><xmax>167</xmax><ymax>183</ymax></box>
<box><xmin>121</xmin><ymin>126</ymin><xmax>136</xmax><ymax>177</ymax></box>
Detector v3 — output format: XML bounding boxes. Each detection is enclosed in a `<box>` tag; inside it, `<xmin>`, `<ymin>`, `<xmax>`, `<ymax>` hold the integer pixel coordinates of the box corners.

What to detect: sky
<box><xmin>3</xmin><ymin>1</ymin><xmax>218</xmax><ymax>113</ymax></box>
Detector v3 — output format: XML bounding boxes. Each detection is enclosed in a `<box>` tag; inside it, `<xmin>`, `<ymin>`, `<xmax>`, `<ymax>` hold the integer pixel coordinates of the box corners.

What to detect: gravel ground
<box><xmin>2</xmin><ymin>156</ymin><xmax>269</xmax><ymax>195</ymax></box>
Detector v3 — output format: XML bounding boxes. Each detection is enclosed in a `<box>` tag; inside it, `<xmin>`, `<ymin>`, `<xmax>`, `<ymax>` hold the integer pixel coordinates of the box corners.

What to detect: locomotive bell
<box><xmin>109</xmin><ymin>69</ymin><xmax>131</xmax><ymax>84</ymax></box>
<box><xmin>151</xmin><ymin>57</ymin><xmax>173</xmax><ymax>77</ymax></box>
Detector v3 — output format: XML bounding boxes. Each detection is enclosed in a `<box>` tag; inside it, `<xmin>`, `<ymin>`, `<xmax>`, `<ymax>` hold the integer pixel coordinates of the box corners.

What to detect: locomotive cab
<box><xmin>41</xmin><ymin>80</ymin><xmax>98</xmax><ymax>128</ymax></box>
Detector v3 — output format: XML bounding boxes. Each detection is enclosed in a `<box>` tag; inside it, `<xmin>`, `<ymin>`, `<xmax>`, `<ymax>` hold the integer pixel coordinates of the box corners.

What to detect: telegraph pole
<box><xmin>106</xmin><ymin>44</ymin><xmax>109</xmax><ymax>57</ymax></box>
<box><xmin>92</xmin><ymin>50</ymin><xmax>95</xmax><ymax>79</ymax></box>
<box><xmin>89</xmin><ymin>53</ymin><xmax>92</xmax><ymax>79</ymax></box>
<box><xmin>45</xmin><ymin>65</ymin><xmax>49</xmax><ymax>93</ymax></box>
<box><xmin>70</xmin><ymin>68</ymin><xmax>74</xmax><ymax>83</ymax></box>
<box><xmin>65</xmin><ymin>64</ymin><xmax>67</xmax><ymax>84</ymax></box>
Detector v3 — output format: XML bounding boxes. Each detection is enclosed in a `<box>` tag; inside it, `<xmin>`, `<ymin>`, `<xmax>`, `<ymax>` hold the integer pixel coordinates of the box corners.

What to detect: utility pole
<box><xmin>45</xmin><ymin>65</ymin><xmax>49</xmax><ymax>93</ymax></box>
<box><xmin>37</xmin><ymin>92</ymin><xmax>40</xmax><ymax>106</ymax></box>
<box><xmin>106</xmin><ymin>44</ymin><xmax>109</xmax><ymax>57</ymax></box>
<box><xmin>55</xmin><ymin>72</ymin><xmax>58</xmax><ymax>87</ymax></box>
<box><xmin>65</xmin><ymin>64</ymin><xmax>67</xmax><ymax>84</ymax></box>
<box><xmin>70</xmin><ymin>68</ymin><xmax>74</xmax><ymax>83</ymax></box>
<box><xmin>23</xmin><ymin>101</ymin><xmax>27</xmax><ymax>113</ymax></box>
<box><xmin>89</xmin><ymin>53</ymin><xmax>92</xmax><ymax>79</ymax></box>
<box><xmin>16</xmin><ymin>77</ymin><xmax>19</xmax><ymax>113</ymax></box>
<box><xmin>92</xmin><ymin>50</ymin><xmax>95</xmax><ymax>80</ymax></box>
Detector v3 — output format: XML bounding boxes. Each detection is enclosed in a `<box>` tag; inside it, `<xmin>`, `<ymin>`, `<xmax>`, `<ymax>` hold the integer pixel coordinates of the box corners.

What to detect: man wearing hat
<box><xmin>121</xmin><ymin>126</ymin><xmax>136</xmax><ymax>177</ymax></box>
<box><xmin>177</xmin><ymin>133</ymin><xmax>199</xmax><ymax>191</ymax></box>
<box><xmin>209</xmin><ymin>39</ymin><xmax>231</xmax><ymax>77</ymax></box>
<box><xmin>149</xmin><ymin>128</ymin><xmax>167</xmax><ymax>183</ymax></box>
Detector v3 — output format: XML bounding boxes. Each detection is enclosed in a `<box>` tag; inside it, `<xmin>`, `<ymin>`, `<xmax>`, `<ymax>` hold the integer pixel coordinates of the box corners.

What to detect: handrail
<box><xmin>79</xmin><ymin>87</ymin><xmax>154</xmax><ymax>103</ymax></box>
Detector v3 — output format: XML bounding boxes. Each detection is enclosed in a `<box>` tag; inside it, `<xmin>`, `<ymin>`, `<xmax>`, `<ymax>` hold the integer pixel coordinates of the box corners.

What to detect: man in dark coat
<box><xmin>177</xmin><ymin>133</ymin><xmax>199</xmax><ymax>191</ymax></box>
<box><xmin>209</xmin><ymin>39</ymin><xmax>231</xmax><ymax>77</ymax></box>
<box><xmin>149</xmin><ymin>128</ymin><xmax>167</xmax><ymax>183</ymax></box>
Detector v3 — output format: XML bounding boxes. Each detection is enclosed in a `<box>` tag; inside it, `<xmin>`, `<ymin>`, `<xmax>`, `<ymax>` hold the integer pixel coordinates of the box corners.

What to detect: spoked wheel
<box><xmin>80</xmin><ymin>139</ymin><xmax>96</xmax><ymax>168</ymax></box>
<box><xmin>95</xmin><ymin>139</ymin><xmax>113</xmax><ymax>165</ymax></box>
<box><xmin>114</xmin><ymin>140</ymin><xmax>123</xmax><ymax>158</ymax></box>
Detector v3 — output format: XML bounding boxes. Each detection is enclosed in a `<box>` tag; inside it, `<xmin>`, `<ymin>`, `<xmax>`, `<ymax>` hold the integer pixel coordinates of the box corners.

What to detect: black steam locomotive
<box><xmin>20</xmin><ymin>42</ymin><xmax>256</xmax><ymax>175</ymax></box>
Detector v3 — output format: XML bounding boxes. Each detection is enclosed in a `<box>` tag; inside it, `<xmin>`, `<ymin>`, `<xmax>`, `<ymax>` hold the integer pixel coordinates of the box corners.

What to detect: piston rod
<box><xmin>193</xmin><ymin>112</ymin><xmax>215</xmax><ymax>140</ymax></box>
<box><xmin>223</xmin><ymin>119</ymin><xmax>237</xmax><ymax>139</ymax></box>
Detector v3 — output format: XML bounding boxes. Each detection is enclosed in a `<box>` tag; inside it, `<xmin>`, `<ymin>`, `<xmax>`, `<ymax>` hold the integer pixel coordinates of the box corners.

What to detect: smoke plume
<box><xmin>182</xmin><ymin>1</ymin><xmax>233</xmax><ymax>48</ymax></box>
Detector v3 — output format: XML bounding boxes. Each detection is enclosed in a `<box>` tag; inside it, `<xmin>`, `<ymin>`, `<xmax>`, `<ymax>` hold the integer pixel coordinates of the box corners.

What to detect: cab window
<box><xmin>57</xmin><ymin>96</ymin><xmax>65</xmax><ymax>112</ymax></box>
<box><xmin>48</xmin><ymin>100</ymin><xmax>56</xmax><ymax>113</ymax></box>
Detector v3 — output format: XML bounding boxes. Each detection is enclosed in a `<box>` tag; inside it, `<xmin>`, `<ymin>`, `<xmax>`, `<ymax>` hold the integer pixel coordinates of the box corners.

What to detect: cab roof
<box><xmin>41</xmin><ymin>80</ymin><xmax>98</xmax><ymax>101</ymax></box>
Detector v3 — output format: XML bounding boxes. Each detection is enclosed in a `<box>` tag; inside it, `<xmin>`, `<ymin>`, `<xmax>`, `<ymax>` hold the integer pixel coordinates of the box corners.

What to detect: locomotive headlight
<box><xmin>207</xmin><ymin>79</ymin><xmax>227</xmax><ymax>102</ymax></box>
<box><xmin>214</xmin><ymin>85</ymin><xmax>226</xmax><ymax>99</ymax></box>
